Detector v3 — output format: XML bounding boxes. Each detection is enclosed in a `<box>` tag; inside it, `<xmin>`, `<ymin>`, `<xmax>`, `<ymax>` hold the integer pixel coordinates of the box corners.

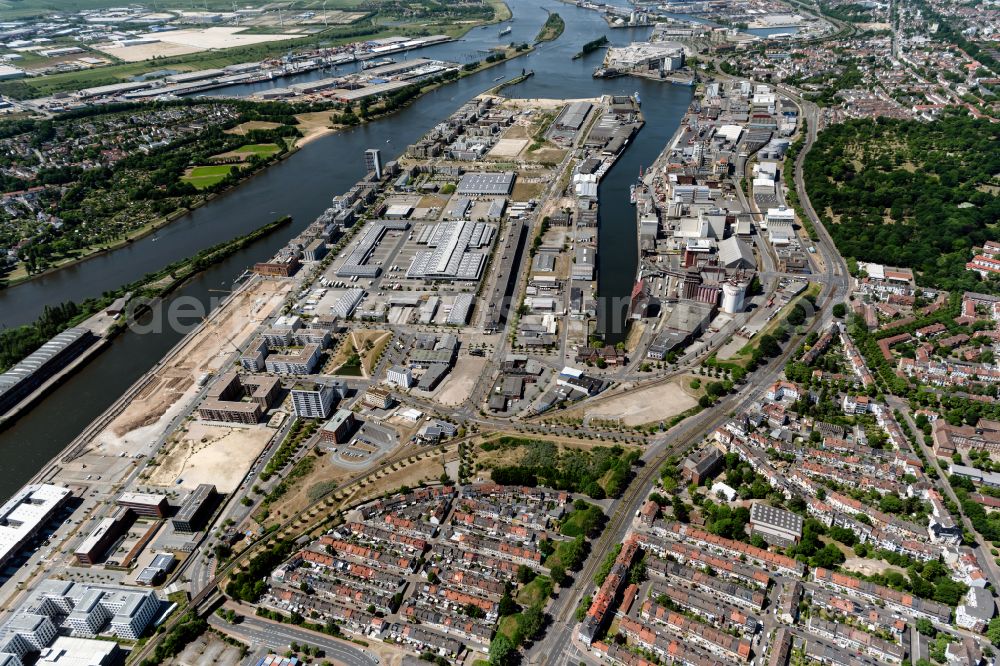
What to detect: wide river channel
<box><xmin>0</xmin><ymin>0</ymin><xmax>701</xmax><ymax>500</ymax></box>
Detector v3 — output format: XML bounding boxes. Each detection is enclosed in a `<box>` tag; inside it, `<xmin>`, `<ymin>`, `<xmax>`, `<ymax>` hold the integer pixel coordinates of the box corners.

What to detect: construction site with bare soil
<box><xmin>89</xmin><ymin>276</ymin><xmax>293</xmax><ymax>459</ymax></box>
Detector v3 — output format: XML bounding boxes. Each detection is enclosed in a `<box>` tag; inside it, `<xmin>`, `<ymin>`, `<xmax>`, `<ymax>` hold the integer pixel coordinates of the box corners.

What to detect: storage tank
<box><xmin>722</xmin><ymin>281</ymin><xmax>746</xmax><ymax>314</ymax></box>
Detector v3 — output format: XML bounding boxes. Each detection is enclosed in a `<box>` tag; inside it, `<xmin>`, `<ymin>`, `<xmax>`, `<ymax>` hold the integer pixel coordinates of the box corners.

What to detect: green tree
<box><xmin>489</xmin><ymin>634</ymin><xmax>516</xmax><ymax>666</ymax></box>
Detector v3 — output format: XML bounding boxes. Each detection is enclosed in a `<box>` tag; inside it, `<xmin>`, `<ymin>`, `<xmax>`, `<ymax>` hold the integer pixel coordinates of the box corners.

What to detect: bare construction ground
<box><xmin>96</xmin><ymin>28</ymin><xmax>296</xmax><ymax>62</ymax></box>
<box><xmin>151</xmin><ymin>27</ymin><xmax>296</xmax><ymax>50</ymax></box>
<box><xmin>488</xmin><ymin>138</ymin><xmax>529</xmax><ymax>158</ymax></box>
<box><xmin>583</xmin><ymin>380</ymin><xmax>697</xmax><ymax>426</ymax></box>
<box><xmin>434</xmin><ymin>356</ymin><xmax>487</xmax><ymax>406</ymax></box>
<box><xmin>842</xmin><ymin>557</ymin><xmax>907</xmax><ymax>577</ymax></box>
<box><xmin>96</xmin><ymin>41</ymin><xmax>203</xmax><ymax>62</ymax></box>
<box><xmin>90</xmin><ymin>277</ymin><xmax>292</xmax><ymax>457</ymax></box>
<box><xmin>146</xmin><ymin>423</ymin><xmax>276</xmax><ymax>492</ymax></box>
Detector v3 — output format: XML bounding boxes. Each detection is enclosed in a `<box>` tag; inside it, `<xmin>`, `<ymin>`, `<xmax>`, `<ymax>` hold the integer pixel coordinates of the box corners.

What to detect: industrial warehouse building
<box><xmin>446</xmin><ymin>294</ymin><xmax>475</xmax><ymax>326</ymax></box>
<box><xmin>0</xmin><ymin>328</ymin><xmax>96</xmax><ymax>415</ymax></box>
<box><xmin>749</xmin><ymin>502</ymin><xmax>804</xmax><ymax>547</ymax></box>
<box><xmin>553</xmin><ymin>101</ymin><xmax>592</xmax><ymax>131</ymax></box>
<box><xmin>406</xmin><ymin>221</ymin><xmax>495</xmax><ymax>281</ymax></box>
<box><xmin>0</xmin><ymin>484</ymin><xmax>71</xmax><ymax>570</ymax></box>
<box><xmin>455</xmin><ymin>172</ymin><xmax>515</xmax><ymax>196</ymax></box>
<box><xmin>336</xmin><ymin>221</ymin><xmax>409</xmax><ymax>278</ymax></box>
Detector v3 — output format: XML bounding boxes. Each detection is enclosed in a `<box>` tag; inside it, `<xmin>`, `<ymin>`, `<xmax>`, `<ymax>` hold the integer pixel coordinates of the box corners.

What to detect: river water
<box><xmin>0</xmin><ymin>0</ymin><xmax>694</xmax><ymax>500</ymax></box>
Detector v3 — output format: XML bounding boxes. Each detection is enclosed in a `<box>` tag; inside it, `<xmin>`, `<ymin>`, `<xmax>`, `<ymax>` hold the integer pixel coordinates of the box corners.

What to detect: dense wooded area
<box><xmin>804</xmin><ymin>114</ymin><xmax>1000</xmax><ymax>292</ymax></box>
<box><xmin>483</xmin><ymin>438</ymin><xmax>640</xmax><ymax>499</ymax></box>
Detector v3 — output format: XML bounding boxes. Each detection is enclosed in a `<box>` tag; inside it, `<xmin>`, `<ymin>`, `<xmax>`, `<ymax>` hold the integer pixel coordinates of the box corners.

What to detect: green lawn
<box><xmin>235</xmin><ymin>143</ymin><xmax>281</xmax><ymax>156</ymax></box>
<box><xmin>182</xmin><ymin>165</ymin><xmax>235</xmax><ymax>190</ymax></box>
<box><xmin>497</xmin><ymin>614</ymin><xmax>519</xmax><ymax>641</ymax></box>
<box><xmin>559</xmin><ymin>502</ymin><xmax>604</xmax><ymax>538</ymax></box>
<box><xmin>516</xmin><ymin>575</ymin><xmax>553</xmax><ymax>608</ymax></box>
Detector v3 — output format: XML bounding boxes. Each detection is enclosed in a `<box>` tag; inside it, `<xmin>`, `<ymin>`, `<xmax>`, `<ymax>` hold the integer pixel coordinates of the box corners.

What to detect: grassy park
<box><xmin>182</xmin><ymin>165</ymin><xmax>236</xmax><ymax>190</ymax></box>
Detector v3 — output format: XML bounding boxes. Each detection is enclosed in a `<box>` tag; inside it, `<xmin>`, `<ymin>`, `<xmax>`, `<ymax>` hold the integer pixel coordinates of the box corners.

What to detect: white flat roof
<box><xmin>0</xmin><ymin>484</ymin><xmax>70</xmax><ymax>562</ymax></box>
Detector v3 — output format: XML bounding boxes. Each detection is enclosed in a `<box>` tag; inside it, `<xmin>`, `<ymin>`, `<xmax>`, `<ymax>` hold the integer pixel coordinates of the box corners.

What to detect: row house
<box><xmin>639</xmin><ymin>534</ymin><xmax>771</xmax><ymax>589</ymax></box>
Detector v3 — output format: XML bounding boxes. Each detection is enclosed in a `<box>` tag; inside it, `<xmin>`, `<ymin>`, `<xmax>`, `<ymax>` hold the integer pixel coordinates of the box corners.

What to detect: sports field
<box><xmin>235</xmin><ymin>143</ymin><xmax>280</xmax><ymax>156</ymax></box>
<box><xmin>182</xmin><ymin>164</ymin><xmax>235</xmax><ymax>189</ymax></box>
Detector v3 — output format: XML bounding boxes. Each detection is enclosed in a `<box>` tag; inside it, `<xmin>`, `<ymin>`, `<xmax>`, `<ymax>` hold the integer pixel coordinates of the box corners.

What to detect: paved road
<box><xmin>534</xmin><ymin>76</ymin><xmax>852</xmax><ymax>666</ymax></box>
<box><xmin>890</xmin><ymin>396</ymin><xmax>1000</xmax><ymax>592</ymax></box>
<box><xmin>208</xmin><ymin>613</ymin><xmax>378</xmax><ymax>666</ymax></box>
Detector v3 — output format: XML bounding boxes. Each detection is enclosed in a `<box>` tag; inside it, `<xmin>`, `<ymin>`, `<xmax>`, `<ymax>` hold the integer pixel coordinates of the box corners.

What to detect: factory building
<box><xmin>253</xmin><ymin>256</ymin><xmax>300</xmax><ymax>277</ymax></box>
<box><xmin>722</xmin><ymin>280</ymin><xmax>748</xmax><ymax>314</ymax></box>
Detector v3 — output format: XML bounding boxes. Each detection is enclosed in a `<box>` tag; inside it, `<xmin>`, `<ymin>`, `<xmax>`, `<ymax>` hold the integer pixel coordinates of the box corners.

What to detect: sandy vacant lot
<box><xmin>842</xmin><ymin>557</ymin><xmax>907</xmax><ymax>577</ymax></box>
<box><xmin>494</xmin><ymin>96</ymin><xmax>601</xmax><ymax>111</ymax></box>
<box><xmin>97</xmin><ymin>28</ymin><xmax>296</xmax><ymax>62</ymax></box>
<box><xmin>148</xmin><ymin>422</ymin><xmax>275</xmax><ymax>492</ymax></box>
<box><xmin>435</xmin><ymin>356</ymin><xmax>487</xmax><ymax>406</ymax></box>
<box><xmin>96</xmin><ymin>41</ymin><xmax>203</xmax><ymax>62</ymax></box>
<box><xmin>488</xmin><ymin>138</ymin><xmax>528</xmax><ymax>158</ymax></box>
<box><xmin>90</xmin><ymin>277</ymin><xmax>291</xmax><ymax>456</ymax></box>
<box><xmin>585</xmin><ymin>381</ymin><xmax>697</xmax><ymax>426</ymax></box>
<box><xmin>152</xmin><ymin>27</ymin><xmax>296</xmax><ymax>49</ymax></box>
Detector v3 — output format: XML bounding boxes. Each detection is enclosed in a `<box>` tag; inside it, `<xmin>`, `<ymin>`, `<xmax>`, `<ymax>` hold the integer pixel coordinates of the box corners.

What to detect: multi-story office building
<box><xmin>0</xmin><ymin>581</ymin><xmax>161</xmax><ymax>651</ymax></box>
<box><xmin>363</xmin><ymin>386</ymin><xmax>393</xmax><ymax>409</ymax></box>
<box><xmin>171</xmin><ymin>484</ymin><xmax>218</xmax><ymax>534</ymax></box>
<box><xmin>198</xmin><ymin>373</ymin><xmax>280</xmax><ymax>424</ymax></box>
<box><xmin>365</xmin><ymin>148</ymin><xmax>382</xmax><ymax>180</ymax></box>
<box><xmin>115</xmin><ymin>492</ymin><xmax>168</xmax><ymax>518</ymax></box>
<box><xmin>387</xmin><ymin>366</ymin><xmax>413</xmax><ymax>389</ymax></box>
<box><xmin>319</xmin><ymin>409</ymin><xmax>355</xmax><ymax>445</ymax></box>
<box><xmin>264</xmin><ymin>344</ymin><xmax>320</xmax><ymax>375</ymax></box>
<box><xmin>291</xmin><ymin>383</ymin><xmax>338</xmax><ymax>419</ymax></box>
